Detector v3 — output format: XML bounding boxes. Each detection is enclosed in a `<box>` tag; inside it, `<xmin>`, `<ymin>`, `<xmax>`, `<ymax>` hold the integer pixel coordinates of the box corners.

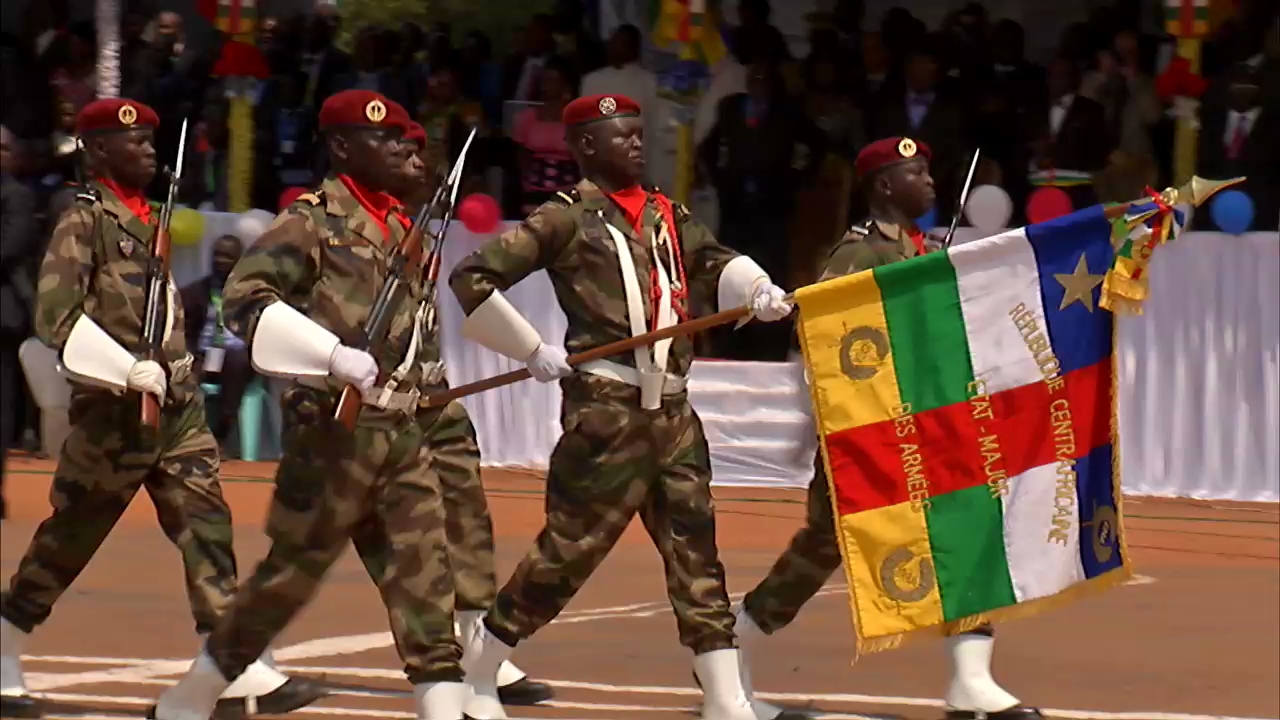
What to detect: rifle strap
<box><xmin>375</xmin><ymin>300</ymin><xmax>428</xmax><ymax>408</ymax></box>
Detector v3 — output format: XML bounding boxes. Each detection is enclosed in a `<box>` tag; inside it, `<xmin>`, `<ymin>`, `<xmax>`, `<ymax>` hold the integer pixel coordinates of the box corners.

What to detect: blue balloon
<box><xmin>917</xmin><ymin>206</ymin><xmax>938</xmax><ymax>229</ymax></box>
<box><xmin>1209</xmin><ymin>190</ymin><xmax>1254</xmax><ymax>235</ymax></box>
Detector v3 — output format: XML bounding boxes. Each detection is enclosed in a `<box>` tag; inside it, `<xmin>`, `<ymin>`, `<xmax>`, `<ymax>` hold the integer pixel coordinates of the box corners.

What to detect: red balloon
<box><xmin>1026</xmin><ymin>187</ymin><xmax>1073</xmax><ymax>224</ymax></box>
<box><xmin>278</xmin><ymin>186</ymin><xmax>308</xmax><ymax>211</ymax></box>
<box><xmin>458</xmin><ymin>193</ymin><xmax>502</xmax><ymax>234</ymax></box>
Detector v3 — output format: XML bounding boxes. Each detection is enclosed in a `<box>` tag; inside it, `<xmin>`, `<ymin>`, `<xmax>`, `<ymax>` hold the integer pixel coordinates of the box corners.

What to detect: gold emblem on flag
<box><xmin>118</xmin><ymin>104</ymin><xmax>138</xmax><ymax>126</ymax></box>
<box><xmin>839</xmin><ymin>325</ymin><xmax>890</xmax><ymax>381</ymax></box>
<box><xmin>878</xmin><ymin>546</ymin><xmax>936</xmax><ymax>603</ymax></box>
<box><xmin>365</xmin><ymin>99</ymin><xmax>387</xmax><ymax>123</ymax></box>
<box><xmin>897</xmin><ymin>137</ymin><xmax>917</xmax><ymax>158</ymax></box>
<box><xmin>598</xmin><ymin>96</ymin><xmax>618</xmax><ymax>115</ymax></box>
<box><xmin>1088</xmin><ymin>502</ymin><xmax>1119</xmax><ymax>564</ymax></box>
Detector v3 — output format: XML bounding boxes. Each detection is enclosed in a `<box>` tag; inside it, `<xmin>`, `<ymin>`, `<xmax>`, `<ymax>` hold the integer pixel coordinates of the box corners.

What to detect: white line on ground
<box><xmin>255</xmin><ymin>667</ymin><xmax>1268</xmax><ymax>720</ymax></box>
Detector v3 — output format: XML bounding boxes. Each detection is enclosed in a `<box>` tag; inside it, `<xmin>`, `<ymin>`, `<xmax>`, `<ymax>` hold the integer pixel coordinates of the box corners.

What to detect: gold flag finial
<box><xmin>1171</xmin><ymin>175</ymin><xmax>1247</xmax><ymax>208</ymax></box>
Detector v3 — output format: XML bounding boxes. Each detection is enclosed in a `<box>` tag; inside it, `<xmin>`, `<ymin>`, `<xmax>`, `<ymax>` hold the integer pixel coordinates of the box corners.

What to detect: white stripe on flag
<box><xmin>1001</xmin><ymin>463</ymin><xmax>1085</xmax><ymax>601</ymax></box>
<box><xmin>947</xmin><ymin>229</ymin><xmax>1052</xmax><ymax>395</ymax></box>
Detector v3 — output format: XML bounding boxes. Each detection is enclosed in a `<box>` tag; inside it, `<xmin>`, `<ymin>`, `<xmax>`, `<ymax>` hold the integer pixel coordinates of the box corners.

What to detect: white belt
<box><xmin>578</xmin><ymin>359</ymin><xmax>687</xmax><ymax>395</ymax></box>
<box><xmin>296</xmin><ymin>376</ymin><xmax>421</xmax><ymax>413</ymax></box>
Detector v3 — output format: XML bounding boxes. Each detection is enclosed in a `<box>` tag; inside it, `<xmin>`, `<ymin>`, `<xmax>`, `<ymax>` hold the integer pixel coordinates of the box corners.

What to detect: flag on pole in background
<box><xmin>651</xmin><ymin>0</ymin><xmax>726</xmax><ymax>67</ymax></box>
<box><xmin>793</xmin><ymin>205</ymin><xmax>1134</xmax><ymax>655</ymax></box>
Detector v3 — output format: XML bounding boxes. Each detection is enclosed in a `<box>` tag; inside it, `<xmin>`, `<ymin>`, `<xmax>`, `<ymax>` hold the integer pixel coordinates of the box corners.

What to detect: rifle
<box><xmin>139</xmin><ymin>117</ymin><xmax>189</xmax><ymax>429</ymax></box>
<box><xmin>332</xmin><ymin>126</ymin><xmax>478</xmax><ymax>429</ymax></box>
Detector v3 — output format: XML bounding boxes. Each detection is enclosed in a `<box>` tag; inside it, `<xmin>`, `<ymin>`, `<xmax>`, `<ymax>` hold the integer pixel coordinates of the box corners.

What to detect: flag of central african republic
<box><xmin>794</xmin><ymin>205</ymin><xmax>1133</xmax><ymax>654</ymax></box>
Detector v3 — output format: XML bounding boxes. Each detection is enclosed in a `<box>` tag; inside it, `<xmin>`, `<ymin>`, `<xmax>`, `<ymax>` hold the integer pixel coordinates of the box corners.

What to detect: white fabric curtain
<box><xmin>164</xmin><ymin>216</ymin><xmax>1280</xmax><ymax>503</ymax></box>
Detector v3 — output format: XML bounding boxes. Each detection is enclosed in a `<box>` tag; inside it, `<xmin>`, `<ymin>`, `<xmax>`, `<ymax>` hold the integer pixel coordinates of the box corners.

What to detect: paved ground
<box><xmin>2</xmin><ymin>454</ymin><xmax>1277</xmax><ymax>720</ymax></box>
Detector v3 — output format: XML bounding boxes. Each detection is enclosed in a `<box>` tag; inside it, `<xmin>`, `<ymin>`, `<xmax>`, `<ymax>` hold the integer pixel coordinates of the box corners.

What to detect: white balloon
<box><xmin>235</xmin><ymin>209</ymin><xmax>276</xmax><ymax>243</ymax></box>
<box><xmin>965</xmin><ymin>184</ymin><xmax>1013</xmax><ymax>235</ymax></box>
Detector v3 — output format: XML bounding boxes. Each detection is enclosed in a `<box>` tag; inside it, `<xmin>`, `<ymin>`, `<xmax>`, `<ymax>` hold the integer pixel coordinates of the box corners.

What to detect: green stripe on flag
<box><xmin>874</xmin><ymin>253</ymin><xmax>974</xmax><ymax>414</ymax></box>
<box><xmin>926</xmin><ymin>484</ymin><xmax>1017</xmax><ymax>620</ymax></box>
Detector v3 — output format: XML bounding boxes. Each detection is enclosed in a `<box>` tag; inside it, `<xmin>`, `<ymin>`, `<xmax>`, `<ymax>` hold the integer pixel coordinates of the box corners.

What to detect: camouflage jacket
<box><xmin>449</xmin><ymin>178</ymin><xmax>741</xmax><ymax>377</ymax></box>
<box><xmin>223</xmin><ymin>176</ymin><xmax>439</xmax><ymax>406</ymax></box>
<box><xmin>36</xmin><ymin>180</ymin><xmax>196</xmax><ymax>401</ymax></box>
<box><xmin>819</xmin><ymin>217</ymin><xmax>942</xmax><ymax>281</ymax></box>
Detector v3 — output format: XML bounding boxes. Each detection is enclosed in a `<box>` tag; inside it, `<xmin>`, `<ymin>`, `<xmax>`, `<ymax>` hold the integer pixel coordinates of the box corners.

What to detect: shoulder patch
<box><xmin>672</xmin><ymin>202</ymin><xmax>691</xmax><ymax>221</ymax></box>
<box><xmin>553</xmin><ymin>190</ymin><xmax>579</xmax><ymax>206</ymax></box>
<box><xmin>74</xmin><ymin>187</ymin><xmax>101</xmax><ymax>205</ymax></box>
<box><xmin>295</xmin><ymin>192</ymin><xmax>323</xmax><ymax>206</ymax></box>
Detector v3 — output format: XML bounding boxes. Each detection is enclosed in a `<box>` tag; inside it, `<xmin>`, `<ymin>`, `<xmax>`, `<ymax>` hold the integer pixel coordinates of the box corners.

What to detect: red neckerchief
<box><xmin>907</xmin><ymin>228</ymin><xmax>928</xmax><ymax>256</ymax></box>
<box><xmin>338</xmin><ymin>174</ymin><xmax>405</xmax><ymax>244</ymax></box>
<box><xmin>605</xmin><ymin>185</ymin><xmax>690</xmax><ymax>325</ymax></box>
<box><xmin>96</xmin><ymin>176</ymin><xmax>152</xmax><ymax>225</ymax></box>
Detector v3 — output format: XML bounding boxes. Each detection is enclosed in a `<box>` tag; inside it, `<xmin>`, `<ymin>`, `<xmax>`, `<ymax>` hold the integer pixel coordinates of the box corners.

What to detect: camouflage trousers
<box><xmin>204</xmin><ymin>386</ymin><xmax>462</xmax><ymax>684</ymax></box>
<box><xmin>0</xmin><ymin>390</ymin><xmax>236</xmax><ymax>635</ymax></box>
<box><xmin>435</xmin><ymin>402</ymin><xmax>495</xmax><ymax>613</ymax></box>
<box><xmin>488</xmin><ymin>375</ymin><xmax>736</xmax><ymax>655</ymax></box>
<box><xmin>742</xmin><ymin>450</ymin><xmax>994</xmax><ymax>639</ymax></box>
<box><xmin>359</xmin><ymin>399</ymin><xmax>495</xmax><ymax>611</ymax></box>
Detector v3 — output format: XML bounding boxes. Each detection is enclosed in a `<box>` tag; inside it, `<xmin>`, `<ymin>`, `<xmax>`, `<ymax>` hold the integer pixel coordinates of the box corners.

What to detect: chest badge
<box><xmin>119</xmin><ymin>237</ymin><xmax>135</xmax><ymax>257</ymax></box>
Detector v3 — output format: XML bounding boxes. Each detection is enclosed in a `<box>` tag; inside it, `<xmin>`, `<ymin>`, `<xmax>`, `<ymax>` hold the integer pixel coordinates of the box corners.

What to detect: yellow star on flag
<box><xmin>1055</xmin><ymin>253</ymin><xmax>1105</xmax><ymax>312</ymax></box>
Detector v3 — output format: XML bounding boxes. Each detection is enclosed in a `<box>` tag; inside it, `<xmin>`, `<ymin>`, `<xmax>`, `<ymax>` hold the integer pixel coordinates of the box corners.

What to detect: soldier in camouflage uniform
<box><xmin>0</xmin><ymin>98</ymin><xmax>323</xmax><ymax>720</ymax></box>
<box><xmin>447</xmin><ymin>94</ymin><xmax>801</xmax><ymax>720</ymax></box>
<box><xmin>389</xmin><ymin>120</ymin><xmax>555</xmax><ymax>706</ymax></box>
<box><xmin>152</xmin><ymin>90</ymin><xmax>471</xmax><ymax>720</ymax></box>
<box><xmin>733</xmin><ymin>137</ymin><xmax>1043</xmax><ymax>720</ymax></box>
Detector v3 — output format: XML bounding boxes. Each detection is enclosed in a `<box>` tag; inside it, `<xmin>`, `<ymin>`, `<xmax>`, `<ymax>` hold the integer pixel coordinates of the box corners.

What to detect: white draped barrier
<box><xmin>126</xmin><ymin>214</ymin><xmax>1280</xmax><ymax>502</ymax></box>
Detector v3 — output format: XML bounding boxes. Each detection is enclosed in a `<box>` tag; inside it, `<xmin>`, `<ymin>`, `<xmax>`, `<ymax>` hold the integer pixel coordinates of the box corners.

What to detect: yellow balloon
<box><xmin>169</xmin><ymin>207</ymin><xmax>205</xmax><ymax>246</ymax></box>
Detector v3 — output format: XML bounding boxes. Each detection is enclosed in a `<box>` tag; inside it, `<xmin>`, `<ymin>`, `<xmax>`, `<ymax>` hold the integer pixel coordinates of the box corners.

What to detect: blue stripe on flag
<box><xmin>1075</xmin><ymin>443</ymin><xmax>1124</xmax><ymax>579</ymax></box>
<box><xmin>1025</xmin><ymin>205</ymin><xmax>1115</xmax><ymax>374</ymax></box>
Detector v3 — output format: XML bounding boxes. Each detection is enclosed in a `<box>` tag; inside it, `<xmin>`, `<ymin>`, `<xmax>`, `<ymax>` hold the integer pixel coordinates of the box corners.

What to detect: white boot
<box><xmin>458</xmin><ymin>610</ymin><xmax>532</xmax><ymax>690</ymax></box>
<box><xmin>197</xmin><ymin>634</ymin><xmax>288</xmax><ymax>702</ymax></box>
<box><xmin>1</xmin><ymin>617</ymin><xmax>41</xmax><ymax>718</ymax></box>
<box><xmin>945</xmin><ymin>633</ymin><xmax>1022</xmax><ymax>713</ymax></box>
<box><xmin>732</xmin><ymin>607</ymin><xmax>785</xmax><ymax>720</ymax></box>
<box><xmin>151</xmin><ymin>652</ymin><xmax>232</xmax><ymax>720</ymax></box>
<box><xmin>462</xmin><ymin>625</ymin><xmax>514</xmax><ymax>720</ymax></box>
<box><xmin>693</xmin><ymin>649</ymin><xmax>757</xmax><ymax>720</ymax></box>
<box><xmin>414</xmin><ymin>681</ymin><xmax>469</xmax><ymax>720</ymax></box>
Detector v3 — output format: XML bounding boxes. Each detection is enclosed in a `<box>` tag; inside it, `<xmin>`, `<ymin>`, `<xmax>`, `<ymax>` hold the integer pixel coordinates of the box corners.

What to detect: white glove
<box><xmin>126</xmin><ymin>360</ymin><xmax>167</xmax><ymax>400</ymax></box>
<box><xmin>526</xmin><ymin>343</ymin><xmax>573</xmax><ymax>383</ymax></box>
<box><xmin>751</xmin><ymin>283</ymin><xmax>793</xmax><ymax>322</ymax></box>
<box><xmin>328</xmin><ymin>345</ymin><xmax>379</xmax><ymax>396</ymax></box>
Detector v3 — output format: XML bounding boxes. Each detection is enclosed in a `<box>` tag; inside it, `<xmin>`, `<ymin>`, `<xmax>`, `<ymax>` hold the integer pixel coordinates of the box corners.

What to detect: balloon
<box><xmin>1209</xmin><ymin>190</ymin><xmax>1254</xmax><ymax>235</ymax></box>
<box><xmin>278</xmin><ymin>186</ymin><xmax>308</xmax><ymax>211</ymax></box>
<box><xmin>235</xmin><ymin>208</ymin><xmax>276</xmax><ymax>242</ymax></box>
<box><xmin>1026</xmin><ymin>187</ymin><xmax>1073</xmax><ymax>224</ymax></box>
<box><xmin>916</xmin><ymin>205</ymin><xmax>938</xmax><ymax>229</ymax></box>
<box><xmin>964</xmin><ymin>184</ymin><xmax>1013</xmax><ymax>234</ymax></box>
<box><xmin>168</xmin><ymin>207</ymin><xmax>205</xmax><ymax>246</ymax></box>
<box><xmin>458</xmin><ymin>193</ymin><xmax>502</xmax><ymax>234</ymax></box>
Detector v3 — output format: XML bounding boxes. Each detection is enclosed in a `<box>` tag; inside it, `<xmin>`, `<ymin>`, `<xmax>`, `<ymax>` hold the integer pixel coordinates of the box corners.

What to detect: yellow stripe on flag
<box><xmin>839</xmin><ymin>502</ymin><xmax>944</xmax><ymax>640</ymax></box>
<box><xmin>794</xmin><ymin>270</ymin><xmax>904</xmax><ymax>435</ymax></box>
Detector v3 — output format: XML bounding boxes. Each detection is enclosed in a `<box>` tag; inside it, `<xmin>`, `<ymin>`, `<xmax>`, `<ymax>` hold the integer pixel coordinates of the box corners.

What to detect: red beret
<box><xmin>404</xmin><ymin>121</ymin><xmax>427</xmax><ymax>148</ymax></box>
<box><xmin>562</xmin><ymin>94</ymin><xmax>641</xmax><ymax>127</ymax></box>
<box><xmin>75</xmin><ymin>98</ymin><xmax>159</xmax><ymax>136</ymax></box>
<box><xmin>318</xmin><ymin>90</ymin><xmax>411</xmax><ymax>132</ymax></box>
<box><xmin>854</xmin><ymin>136</ymin><xmax>932</xmax><ymax>178</ymax></box>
